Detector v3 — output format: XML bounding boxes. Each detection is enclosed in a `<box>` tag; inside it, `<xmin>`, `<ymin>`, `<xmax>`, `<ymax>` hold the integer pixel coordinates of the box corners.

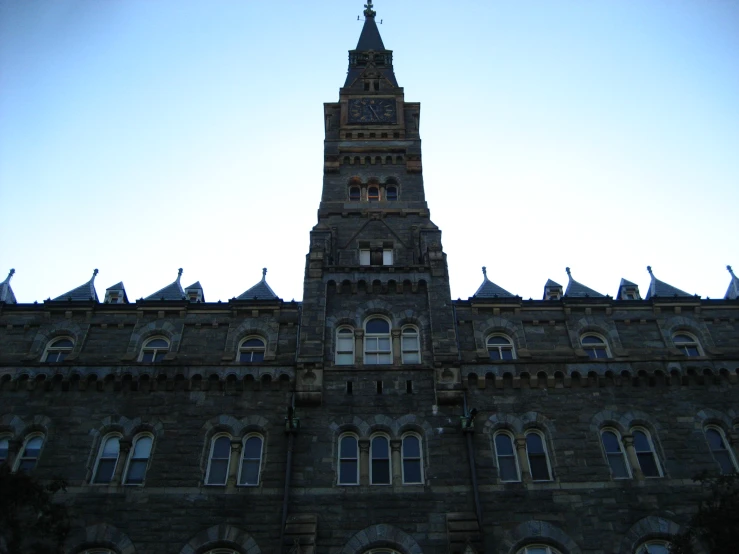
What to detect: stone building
<box><xmin>1</xmin><ymin>3</ymin><xmax>739</xmax><ymax>554</ymax></box>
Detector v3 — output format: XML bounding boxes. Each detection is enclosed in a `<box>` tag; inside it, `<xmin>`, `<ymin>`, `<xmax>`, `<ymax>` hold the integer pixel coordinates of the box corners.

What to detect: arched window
<box><xmin>335</xmin><ymin>327</ymin><xmax>355</xmax><ymax>365</ymax></box>
<box><xmin>349</xmin><ymin>186</ymin><xmax>361</xmax><ymax>201</ymax></box>
<box><xmin>367</xmin><ymin>186</ymin><xmax>380</xmax><ymax>201</ymax></box>
<box><xmin>43</xmin><ymin>337</ymin><xmax>74</xmax><ymax>362</ymax></box>
<box><xmin>525</xmin><ymin>431</ymin><xmax>552</xmax><ymax>481</ymax></box>
<box><xmin>92</xmin><ymin>434</ymin><xmax>120</xmax><ymax>483</ymax></box>
<box><xmin>139</xmin><ymin>337</ymin><xmax>169</xmax><ymax>363</ymax></box>
<box><xmin>401</xmin><ymin>326</ymin><xmax>420</xmax><ymax>364</ymax></box>
<box><xmin>365</xmin><ymin>550</ymin><xmax>402</xmax><ymax>554</ymax></box>
<box><xmin>705</xmin><ymin>426</ymin><xmax>738</xmax><ymax>474</ymax></box>
<box><xmin>338</xmin><ymin>433</ymin><xmax>359</xmax><ymax>485</ymax></box>
<box><xmin>386</xmin><ymin>186</ymin><xmax>398</xmax><ymax>201</ymax></box>
<box><xmin>238</xmin><ymin>434</ymin><xmax>263</xmax><ymax>486</ymax></box>
<box><xmin>581</xmin><ymin>333</ymin><xmax>610</xmax><ymax>359</ymax></box>
<box><xmin>15</xmin><ymin>435</ymin><xmax>44</xmax><ymax>473</ymax></box>
<box><xmin>206</xmin><ymin>434</ymin><xmax>232</xmax><ymax>485</ymax></box>
<box><xmin>601</xmin><ymin>428</ymin><xmax>631</xmax><ymax>479</ymax></box>
<box><xmin>487</xmin><ymin>335</ymin><xmax>515</xmax><ymax>361</ymax></box>
<box><xmin>673</xmin><ymin>333</ymin><xmax>702</xmax><ymax>356</ymax></box>
<box><xmin>517</xmin><ymin>547</ymin><xmax>562</xmax><ymax>554</ymax></box>
<box><xmin>632</xmin><ymin>428</ymin><xmax>662</xmax><ymax>478</ymax></box>
<box><xmin>0</xmin><ymin>436</ymin><xmax>9</xmax><ymax>465</ymax></box>
<box><xmin>370</xmin><ymin>434</ymin><xmax>391</xmax><ymax>485</ymax></box>
<box><xmin>364</xmin><ymin>317</ymin><xmax>392</xmax><ymax>365</ymax></box>
<box><xmin>239</xmin><ymin>337</ymin><xmax>266</xmax><ymax>362</ymax></box>
<box><xmin>635</xmin><ymin>541</ymin><xmax>672</xmax><ymax>554</ymax></box>
<box><xmin>493</xmin><ymin>431</ymin><xmax>520</xmax><ymax>482</ymax></box>
<box><xmin>124</xmin><ymin>434</ymin><xmax>153</xmax><ymax>485</ymax></box>
<box><xmin>78</xmin><ymin>550</ymin><xmax>117</xmax><ymax>554</ymax></box>
<box><xmin>401</xmin><ymin>433</ymin><xmax>423</xmax><ymax>484</ymax></box>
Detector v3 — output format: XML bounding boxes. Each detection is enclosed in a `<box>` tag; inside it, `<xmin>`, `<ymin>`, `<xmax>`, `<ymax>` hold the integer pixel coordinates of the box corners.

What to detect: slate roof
<box><xmin>0</xmin><ymin>269</ymin><xmax>17</xmax><ymax>304</ymax></box>
<box><xmin>105</xmin><ymin>282</ymin><xmax>129</xmax><ymax>304</ymax></box>
<box><xmin>344</xmin><ymin>4</ymin><xmax>398</xmax><ymax>88</ymax></box>
<box><xmin>185</xmin><ymin>281</ymin><xmax>205</xmax><ymax>302</ymax></box>
<box><xmin>145</xmin><ymin>269</ymin><xmax>186</xmax><ymax>301</ymax></box>
<box><xmin>544</xmin><ymin>279</ymin><xmax>562</xmax><ymax>288</ymax></box>
<box><xmin>644</xmin><ymin>266</ymin><xmax>693</xmax><ymax>300</ymax></box>
<box><xmin>51</xmin><ymin>269</ymin><xmax>99</xmax><ymax>302</ymax></box>
<box><xmin>725</xmin><ymin>265</ymin><xmax>739</xmax><ymax>300</ymax></box>
<box><xmin>616</xmin><ymin>278</ymin><xmax>640</xmax><ymax>299</ymax></box>
<box><xmin>237</xmin><ymin>269</ymin><xmax>279</xmax><ymax>301</ymax></box>
<box><xmin>564</xmin><ymin>268</ymin><xmax>605</xmax><ymax>298</ymax></box>
<box><xmin>473</xmin><ymin>267</ymin><xmax>514</xmax><ymax>298</ymax></box>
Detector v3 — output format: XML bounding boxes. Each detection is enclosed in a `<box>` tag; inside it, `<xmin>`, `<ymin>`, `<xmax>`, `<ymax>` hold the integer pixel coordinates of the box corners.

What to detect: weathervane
<box><xmin>364</xmin><ymin>1</ymin><xmax>376</xmax><ymax>18</ymax></box>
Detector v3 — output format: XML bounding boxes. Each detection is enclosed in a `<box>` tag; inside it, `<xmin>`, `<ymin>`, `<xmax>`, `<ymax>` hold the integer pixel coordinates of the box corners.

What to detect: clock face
<box><xmin>348</xmin><ymin>98</ymin><xmax>397</xmax><ymax>124</ymax></box>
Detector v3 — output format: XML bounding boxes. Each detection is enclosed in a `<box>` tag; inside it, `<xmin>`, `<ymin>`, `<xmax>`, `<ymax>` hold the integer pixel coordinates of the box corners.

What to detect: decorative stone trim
<box><xmin>501</xmin><ymin>520</ymin><xmax>581</xmax><ymax>554</ymax></box>
<box><xmin>619</xmin><ymin>516</ymin><xmax>681</xmax><ymax>554</ymax></box>
<box><xmin>65</xmin><ymin>523</ymin><xmax>136</xmax><ymax>554</ymax></box>
<box><xmin>178</xmin><ymin>524</ymin><xmax>261</xmax><ymax>554</ymax></box>
<box><xmin>339</xmin><ymin>523</ymin><xmax>422</xmax><ymax>554</ymax></box>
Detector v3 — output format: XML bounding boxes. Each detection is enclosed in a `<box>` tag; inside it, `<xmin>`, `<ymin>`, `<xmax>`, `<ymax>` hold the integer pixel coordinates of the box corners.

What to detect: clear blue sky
<box><xmin>1</xmin><ymin>0</ymin><xmax>737</xmax><ymax>303</ymax></box>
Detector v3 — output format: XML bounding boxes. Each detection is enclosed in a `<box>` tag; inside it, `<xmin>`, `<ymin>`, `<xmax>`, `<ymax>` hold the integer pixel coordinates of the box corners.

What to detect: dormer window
<box><xmin>140</xmin><ymin>337</ymin><xmax>170</xmax><ymax>363</ymax></box>
<box><xmin>43</xmin><ymin>337</ymin><xmax>74</xmax><ymax>362</ymax></box>
<box><xmin>107</xmin><ymin>293</ymin><xmax>120</xmax><ymax>304</ymax></box>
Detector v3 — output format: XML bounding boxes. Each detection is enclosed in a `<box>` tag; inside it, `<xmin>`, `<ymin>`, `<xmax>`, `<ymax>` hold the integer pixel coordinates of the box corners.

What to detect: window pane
<box><xmin>126</xmin><ymin>460</ymin><xmax>147</xmax><ymax>484</ymax></box>
<box><xmin>529</xmin><ymin>455</ymin><xmax>550</xmax><ymax>481</ymax></box>
<box><xmin>146</xmin><ymin>339</ymin><xmax>168</xmax><ymax>348</ymax></box>
<box><xmin>672</xmin><ymin>334</ymin><xmax>692</xmax><ymax>343</ymax></box>
<box><xmin>52</xmin><ymin>339</ymin><xmax>74</xmax><ymax>348</ymax></box>
<box><xmin>601</xmin><ymin>431</ymin><xmax>621</xmax><ymax>453</ymax></box>
<box><xmin>243</xmin><ymin>338</ymin><xmax>264</xmax><ymax>348</ymax></box>
<box><xmin>488</xmin><ymin>349</ymin><xmax>501</xmax><ymax>361</ymax></box>
<box><xmin>141</xmin><ymin>352</ymin><xmax>154</xmax><ymax>362</ymax></box>
<box><xmin>382</xmin><ymin>250</ymin><xmax>393</xmax><ymax>265</ymax></box>
<box><xmin>637</xmin><ymin>452</ymin><xmax>660</xmax><ymax>477</ymax></box>
<box><xmin>403</xmin><ymin>352</ymin><xmax>419</xmax><ymax>364</ymax></box>
<box><xmin>359</xmin><ymin>250</ymin><xmax>371</xmax><ymax>265</ymax></box>
<box><xmin>0</xmin><ymin>438</ymin><xmax>8</xmax><ymax>462</ymax></box>
<box><xmin>132</xmin><ymin>436</ymin><xmax>152</xmax><ymax>458</ymax></box>
<box><xmin>372</xmin><ymin>459</ymin><xmax>390</xmax><ymax>484</ymax></box>
<box><xmin>495</xmin><ymin>434</ymin><xmax>514</xmax><ymax>455</ymax></box>
<box><xmin>499</xmin><ymin>456</ymin><xmax>518</xmax><ymax>481</ymax></box>
<box><xmin>607</xmin><ymin>453</ymin><xmax>630</xmax><ymax>479</ymax></box>
<box><xmin>501</xmin><ymin>348</ymin><xmax>514</xmax><ymax>360</ymax></box>
<box><xmin>243</xmin><ymin>437</ymin><xmax>262</xmax><ymax>459</ymax></box>
<box><xmin>213</xmin><ymin>437</ymin><xmax>231</xmax><ymax>458</ymax></box>
<box><xmin>377</xmin><ymin>353</ymin><xmax>392</xmax><ymax>364</ymax></box>
<box><xmin>403</xmin><ymin>459</ymin><xmax>422</xmax><ymax>483</ymax></box>
<box><xmin>372</xmin><ymin>437</ymin><xmax>389</xmax><ymax>458</ymax></box>
<box><xmin>581</xmin><ymin>336</ymin><xmax>604</xmax><ymax>344</ymax></box>
<box><xmin>488</xmin><ymin>336</ymin><xmax>511</xmax><ymax>345</ymax></box>
<box><xmin>386</xmin><ymin>187</ymin><xmax>397</xmax><ymax>200</ymax></box>
<box><xmin>339</xmin><ymin>460</ymin><xmax>357</xmax><ymax>484</ymax></box>
<box><xmin>240</xmin><ymin>460</ymin><xmax>260</xmax><ymax>485</ymax></box>
<box><xmin>377</xmin><ymin>338</ymin><xmax>391</xmax><ymax>350</ymax></box>
<box><xmin>102</xmin><ymin>437</ymin><xmax>119</xmax><ymax>457</ymax></box>
<box><xmin>208</xmin><ymin>459</ymin><xmax>228</xmax><ymax>485</ymax></box>
<box><xmin>715</xmin><ymin>451</ymin><xmax>735</xmax><ymax>474</ymax></box>
<box><xmin>340</xmin><ymin>436</ymin><xmax>357</xmax><ymax>458</ymax></box>
<box><xmin>526</xmin><ymin>434</ymin><xmax>544</xmax><ymax>454</ymax></box>
<box><xmin>94</xmin><ymin>459</ymin><xmax>116</xmax><ymax>483</ymax></box>
<box><xmin>336</xmin><ymin>353</ymin><xmax>354</xmax><ymax>365</ymax></box>
<box><xmin>403</xmin><ymin>436</ymin><xmax>420</xmax><ymax>458</ymax></box>
<box><xmin>684</xmin><ymin>346</ymin><xmax>700</xmax><ymax>356</ymax></box>
<box><xmin>366</xmin><ymin>319</ymin><xmax>390</xmax><ymax>334</ymax></box>
<box><xmin>251</xmin><ymin>351</ymin><xmax>264</xmax><ymax>362</ymax></box>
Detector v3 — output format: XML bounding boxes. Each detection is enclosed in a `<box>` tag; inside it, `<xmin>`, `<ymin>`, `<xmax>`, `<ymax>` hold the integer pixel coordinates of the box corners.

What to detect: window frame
<box><xmin>704</xmin><ymin>425</ymin><xmax>739</xmax><ymax>474</ymax></box>
<box><xmin>337</xmin><ymin>432</ymin><xmax>359</xmax><ymax>486</ymax></box>
<box><xmin>580</xmin><ymin>333</ymin><xmax>611</xmax><ymax>359</ymax></box>
<box><xmin>385</xmin><ymin>185</ymin><xmax>398</xmax><ymax>201</ymax></box>
<box><xmin>238</xmin><ymin>336</ymin><xmax>266</xmax><ymax>363</ymax></box>
<box><xmin>524</xmin><ymin>430</ymin><xmax>553</xmax><ymax>482</ymax></box>
<box><xmin>91</xmin><ymin>433</ymin><xmax>121</xmax><ymax>484</ymax></box>
<box><xmin>600</xmin><ymin>427</ymin><xmax>632</xmax><ymax>479</ymax></box>
<box><xmin>0</xmin><ymin>434</ymin><xmax>10</xmax><ymax>466</ymax></box>
<box><xmin>672</xmin><ymin>332</ymin><xmax>703</xmax><ymax>357</ymax></box>
<box><xmin>631</xmin><ymin>427</ymin><xmax>663</xmax><ymax>478</ymax></box>
<box><xmin>42</xmin><ymin>336</ymin><xmax>74</xmax><ymax>362</ymax></box>
<box><xmin>14</xmin><ymin>433</ymin><xmax>45</xmax><ymax>473</ymax></box>
<box><xmin>370</xmin><ymin>433</ymin><xmax>392</xmax><ymax>485</ymax></box>
<box><xmin>486</xmin><ymin>334</ymin><xmax>516</xmax><ymax>361</ymax></box>
<box><xmin>123</xmin><ymin>433</ymin><xmax>154</xmax><ymax>486</ymax></box>
<box><xmin>516</xmin><ymin>546</ymin><xmax>562</xmax><ymax>554</ymax></box>
<box><xmin>401</xmin><ymin>432</ymin><xmax>423</xmax><ymax>485</ymax></box>
<box><xmin>238</xmin><ymin>433</ymin><xmax>264</xmax><ymax>487</ymax></box>
<box><xmin>335</xmin><ymin>326</ymin><xmax>355</xmax><ymax>366</ymax></box>
<box><xmin>349</xmin><ymin>185</ymin><xmax>361</xmax><ymax>202</ymax></box>
<box><xmin>367</xmin><ymin>186</ymin><xmax>380</xmax><ymax>202</ymax></box>
<box><xmin>138</xmin><ymin>336</ymin><xmax>170</xmax><ymax>363</ymax></box>
<box><xmin>635</xmin><ymin>540</ymin><xmax>672</xmax><ymax>554</ymax></box>
<box><xmin>493</xmin><ymin>430</ymin><xmax>520</xmax><ymax>482</ymax></box>
<box><xmin>364</xmin><ymin>317</ymin><xmax>393</xmax><ymax>365</ymax></box>
<box><xmin>205</xmin><ymin>433</ymin><xmax>232</xmax><ymax>486</ymax></box>
<box><xmin>401</xmin><ymin>325</ymin><xmax>421</xmax><ymax>364</ymax></box>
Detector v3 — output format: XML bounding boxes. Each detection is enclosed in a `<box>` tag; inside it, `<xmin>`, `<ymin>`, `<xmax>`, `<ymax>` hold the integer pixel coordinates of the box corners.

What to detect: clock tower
<box><xmin>296</xmin><ymin>1</ymin><xmax>457</xmax><ymax>399</ymax></box>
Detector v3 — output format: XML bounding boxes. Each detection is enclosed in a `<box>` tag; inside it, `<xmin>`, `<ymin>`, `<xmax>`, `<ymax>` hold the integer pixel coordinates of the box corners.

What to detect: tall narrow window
<box><xmin>0</xmin><ymin>437</ymin><xmax>9</xmax><ymax>465</ymax></box>
<box><xmin>402</xmin><ymin>434</ymin><xmax>423</xmax><ymax>484</ymax></box>
<box><xmin>139</xmin><ymin>337</ymin><xmax>169</xmax><ymax>363</ymax></box>
<box><xmin>239</xmin><ymin>337</ymin><xmax>266</xmax><ymax>362</ymax></box>
<box><xmin>632</xmin><ymin>428</ymin><xmax>662</xmax><ymax>478</ymax></box>
<box><xmin>364</xmin><ymin>318</ymin><xmax>392</xmax><ymax>365</ymax></box>
<box><xmin>206</xmin><ymin>435</ymin><xmax>231</xmax><ymax>485</ymax></box>
<box><xmin>705</xmin><ymin>426</ymin><xmax>738</xmax><ymax>474</ymax></box>
<box><xmin>487</xmin><ymin>335</ymin><xmax>515</xmax><ymax>360</ymax></box>
<box><xmin>581</xmin><ymin>334</ymin><xmax>610</xmax><ymax>359</ymax></box>
<box><xmin>368</xmin><ymin>186</ymin><xmax>380</xmax><ymax>201</ymax></box>
<box><xmin>338</xmin><ymin>434</ymin><xmax>358</xmax><ymax>485</ymax></box>
<box><xmin>124</xmin><ymin>435</ymin><xmax>153</xmax><ymax>485</ymax></box>
<box><xmin>386</xmin><ymin>186</ymin><xmax>398</xmax><ymax>201</ymax></box>
<box><xmin>239</xmin><ymin>435</ymin><xmax>263</xmax><ymax>486</ymax></box>
<box><xmin>16</xmin><ymin>435</ymin><xmax>44</xmax><ymax>473</ymax></box>
<box><xmin>349</xmin><ymin>186</ymin><xmax>361</xmax><ymax>201</ymax></box>
<box><xmin>335</xmin><ymin>327</ymin><xmax>355</xmax><ymax>365</ymax></box>
<box><xmin>382</xmin><ymin>249</ymin><xmax>393</xmax><ymax>265</ymax></box>
<box><xmin>359</xmin><ymin>249</ymin><xmax>371</xmax><ymax>266</ymax></box>
<box><xmin>525</xmin><ymin>431</ymin><xmax>552</xmax><ymax>481</ymax></box>
<box><xmin>401</xmin><ymin>326</ymin><xmax>420</xmax><ymax>364</ymax></box>
<box><xmin>43</xmin><ymin>337</ymin><xmax>74</xmax><ymax>362</ymax></box>
<box><xmin>370</xmin><ymin>435</ymin><xmax>391</xmax><ymax>485</ymax></box>
<box><xmin>673</xmin><ymin>333</ymin><xmax>702</xmax><ymax>356</ymax></box>
<box><xmin>601</xmin><ymin>429</ymin><xmax>630</xmax><ymax>479</ymax></box>
<box><xmin>494</xmin><ymin>432</ymin><xmax>519</xmax><ymax>482</ymax></box>
<box><xmin>93</xmin><ymin>435</ymin><xmax>120</xmax><ymax>483</ymax></box>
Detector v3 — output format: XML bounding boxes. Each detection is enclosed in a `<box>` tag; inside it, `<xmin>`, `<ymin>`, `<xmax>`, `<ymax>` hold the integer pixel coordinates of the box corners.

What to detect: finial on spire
<box><xmin>647</xmin><ymin>265</ymin><xmax>653</xmax><ymax>276</ymax></box>
<box><xmin>177</xmin><ymin>268</ymin><xmax>183</xmax><ymax>283</ymax></box>
<box><xmin>91</xmin><ymin>268</ymin><xmax>99</xmax><ymax>280</ymax></box>
<box><xmin>728</xmin><ymin>265</ymin><xmax>735</xmax><ymax>278</ymax></box>
<box><xmin>482</xmin><ymin>266</ymin><xmax>487</xmax><ymax>278</ymax></box>
<box><xmin>364</xmin><ymin>0</ymin><xmax>376</xmax><ymax>18</ymax></box>
<box><xmin>565</xmin><ymin>267</ymin><xmax>571</xmax><ymax>277</ymax></box>
<box><xmin>4</xmin><ymin>268</ymin><xmax>14</xmax><ymax>283</ymax></box>
<box><xmin>262</xmin><ymin>268</ymin><xmax>267</xmax><ymax>281</ymax></box>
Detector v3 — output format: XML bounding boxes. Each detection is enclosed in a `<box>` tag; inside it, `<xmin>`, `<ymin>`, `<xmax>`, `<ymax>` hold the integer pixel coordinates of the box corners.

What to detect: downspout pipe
<box><xmin>279</xmin><ymin>394</ymin><xmax>299</xmax><ymax>552</ymax></box>
<box><xmin>462</xmin><ymin>392</ymin><xmax>483</xmax><ymax>530</ymax></box>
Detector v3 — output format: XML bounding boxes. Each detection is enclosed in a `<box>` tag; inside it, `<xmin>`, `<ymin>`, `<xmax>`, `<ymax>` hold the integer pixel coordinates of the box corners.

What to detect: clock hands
<box><xmin>368</xmin><ymin>104</ymin><xmax>380</xmax><ymax>120</ymax></box>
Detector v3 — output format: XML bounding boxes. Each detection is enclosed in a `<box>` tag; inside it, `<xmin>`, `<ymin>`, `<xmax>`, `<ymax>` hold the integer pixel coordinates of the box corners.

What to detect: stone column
<box><xmin>358</xmin><ymin>439</ymin><xmax>370</xmax><ymax>486</ymax></box>
<box><xmin>111</xmin><ymin>439</ymin><xmax>131</xmax><ymax>486</ymax></box>
<box><xmin>515</xmin><ymin>437</ymin><xmax>532</xmax><ymax>483</ymax></box>
<box><xmin>622</xmin><ymin>434</ymin><xmax>644</xmax><ymax>480</ymax></box>
<box><xmin>354</xmin><ymin>330</ymin><xmax>364</xmax><ymax>365</ymax></box>
<box><xmin>391</xmin><ymin>439</ymin><xmax>402</xmax><ymax>485</ymax></box>
<box><xmin>391</xmin><ymin>329</ymin><xmax>402</xmax><ymax>365</ymax></box>
<box><xmin>227</xmin><ymin>439</ymin><xmax>242</xmax><ymax>489</ymax></box>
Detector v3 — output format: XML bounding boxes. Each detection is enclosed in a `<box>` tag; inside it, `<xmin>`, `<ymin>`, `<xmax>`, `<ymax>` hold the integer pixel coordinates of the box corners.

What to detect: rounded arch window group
<box><xmin>335</xmin><ymin>316</ymin><xmax>420</xmax><ymax>366</ymax></box>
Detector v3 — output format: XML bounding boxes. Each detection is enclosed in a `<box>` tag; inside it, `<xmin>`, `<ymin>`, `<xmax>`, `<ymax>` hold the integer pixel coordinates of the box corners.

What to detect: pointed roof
<box><xmin>345</xmin><ymin>1</ymin><xmax>398</xmax><ymax>88</ymax></box>
<box><xmin>725</xmin><ymin>265</ymin><xmax>739</xmax><ymax>300</ymax></box>
<box><xmin>564</xmin><ymin>267</ymin><xmax>605</xmax><ymax>298</ymax></box>
<box><xmin>185</xmin><ymin>281</ymin><xmax>205</xmax><ymax>302</ymax></box>
<box><xmin>105</xmin><ymin>281</ymin><xmax>129</xmax><ymax>304</ymax></box>
<box><xmin>356</xmin><ymin>2</ymin><xmax>385</xmax><ymax>51</ymax></box>
<box><xmin>51</xmin><ymin>269</ymin><xmax>99</xmax><ymax>302</ymax></box>
<box><xmin>644</xmin><ymin>266</ymin><xmax>693</xmax><ymax>300</ymax></box>
<box><xmin>473</xmin><ymin>266</ymin><xmax>514</xmax><ymax>298</ymax></box>
<box><xmin>0</xmin><ymin>268</ymin><xmax>17</xmax><ymax>304</ymax></box>
<box><xmin>237</xmin><ymin>268</ymin><xmax>279</xmax><ymax>301</ymax></box>
<box><xmin>616</xmin><ymin>278</ymin><xmax>640</xmax><ymax>299</ymax></box>
<box><xmin>544</xmin><ymin>279</ymin><xmax>561</xmax><ymax>288</ymax></box>
<box><xmin>145</xmin><ymin>268</ymin><xmax>186</xmax><ymax>301</ymax></box>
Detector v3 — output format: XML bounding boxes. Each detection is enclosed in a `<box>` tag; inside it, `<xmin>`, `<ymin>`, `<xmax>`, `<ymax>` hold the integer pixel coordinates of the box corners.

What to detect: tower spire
<box><xmin>364</xmin><ymin>0</ymin><xmax>376</xmax><ymax>18</ymax></box>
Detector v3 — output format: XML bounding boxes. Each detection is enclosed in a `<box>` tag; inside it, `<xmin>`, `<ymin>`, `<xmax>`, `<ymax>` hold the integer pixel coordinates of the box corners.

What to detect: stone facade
<box><xmin>1</xmin><ymin>4</ymin><xmax>738</xmax><ymax>554</ymax></box>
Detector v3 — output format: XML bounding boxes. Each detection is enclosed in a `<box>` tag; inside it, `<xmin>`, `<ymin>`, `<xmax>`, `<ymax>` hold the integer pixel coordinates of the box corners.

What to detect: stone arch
<box><xmin>202</xmin><ymin>415</ymin><xmax>244</xmax><ymax>437</ymax></box>
<box><xmin>484</xmin><ymin>413</ymin><xmax>524</xmax><ymax>435</ymax></box>
<box><xmin>567</xmin><ymin>315</ymin><xmax>623</xmax><ymax>352</ymax></box>
<box><xmin>0</xmin><ymin>414</ymin><xmax>25</xmax><ymax>437</ymax></box>
<box><xmin>30</xmin><ymin>321</ymin><xmax>88</xmax><ymax>359</ymax></box>
<box><xmin>239</xmin><ymin>415</ymin><xmax>269</xmax><ymax>436</ymax></box>
<box><xmin>330</xmin><ymin>415</ymin><xmax>371</xmax><ymax>438</ymax></box>
<box><xmin>620</xmin><ymin>410</ymin><xmax>663</xmax><ymax>434</ymax></box>
<box><xmin>368</xmin><ymin>414</ymin><xmax>395</xmax><ymax>435</ymax></box>
<box><xmin>477</xmin><ymin>316</ymin><xmax>526</xmax><ymax>352</ymax></box>
<box><xmin>661</xmin><ymin>315</ymin><xmax>714</xmax><ymax>349</ymax></box>
<box><xmin>179</xmin><ymin>524</ymin><xmax>261</xmax><ymax>554</ymax></box>
<box><xmin>65</xmin><ymin>522</ymin><xmax>136</xmax><ymax>554</ymax></box>
<box><xmin>394</xmin><ymin>414</ymin><xmax>433</xmax><ymax>439</ymax></box>
<box><xmin>126</xmin><ymin>320</ymin><xmax>182</xmax><ymax>357</ymax></box>
<box><xmin>339</xmin><ymin>524</ymin><xmax>422</xmax><ymax>554</ymax></box>
<box><xmin>619</xmin><ymin>516</ymin><xmax>681</xmax><ymax>554</ymax></box>
<box><xmin>501</xmin><ymin>520</ymin><xmax>581</xmax><ymax>554</ymax></box>
<box><xmin>695</xmin><ymin>408</ymin><xmax>733</xmax><ymax>430</ymax></box>
<box><xmin>590</xmin><ymin>409</ymin><xmax>629</xmax><ymax>434</ymax></box>
<box><xmin>225</xmin><ymin>318</ymin><xmax>278</xmax><ymax>360</ymax></box>
<box><xmin>520</xmin><ymin>412</ymin><xmax>557</xmax><ymax>435</ymax></box>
